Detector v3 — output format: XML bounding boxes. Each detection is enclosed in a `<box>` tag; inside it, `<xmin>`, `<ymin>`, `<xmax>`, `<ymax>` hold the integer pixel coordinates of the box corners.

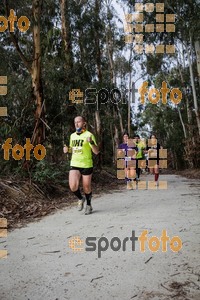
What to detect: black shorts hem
<box><xmin>70</xmin><ymin>166</ymin><xmax>93</xmax><ymax>175</ymax></box>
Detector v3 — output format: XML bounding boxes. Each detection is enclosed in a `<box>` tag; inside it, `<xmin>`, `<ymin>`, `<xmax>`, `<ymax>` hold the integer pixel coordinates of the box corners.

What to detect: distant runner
<box><xmin>118</xmin><ymin>133</ymin><xmax>137</xmax><ymax>189</ymax></box>
<box><xmin>146</xmin><ymin>134</ymin><xmax>162</xmax><ymax>185</ymax></box>
<box><xmin>63</xmin><ymin>116</ymin><xmax>99</xmax><ymax>215</ymax></box>
<box><xmin>134</xmin><ymin>134</ymin><xmax>146</xmax><ymax>181</ymax></box>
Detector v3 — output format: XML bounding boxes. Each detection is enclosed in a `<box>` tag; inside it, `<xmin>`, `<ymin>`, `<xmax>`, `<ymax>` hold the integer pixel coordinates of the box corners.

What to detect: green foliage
<box><xmin>31</xmin><ymin>160</ymin><xmax>69</xmax><ymax>184</ymax></box>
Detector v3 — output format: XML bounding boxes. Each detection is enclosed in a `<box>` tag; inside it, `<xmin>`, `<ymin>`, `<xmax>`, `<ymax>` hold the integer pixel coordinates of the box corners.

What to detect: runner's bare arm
<box><xmin>90</xmin><ymin>144</ymin><xmax>99</xmax><ymax>155</ymax></box>
<box><xmin>86</xmin><ymin>136</ymin><xmax>99</xmax><ymax>155</ymax></box>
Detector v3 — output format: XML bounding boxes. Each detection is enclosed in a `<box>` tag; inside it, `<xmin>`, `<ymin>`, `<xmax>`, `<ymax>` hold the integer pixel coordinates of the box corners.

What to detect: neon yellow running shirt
<box><xmin>136</xmin><ymin>141</ymin><xmax>145</xmax><ymax>159</ymax></box>
<box><xmin>69</xmin><ymin>130</ymin><xmax>97</xmax><ymax>168</ymax></box>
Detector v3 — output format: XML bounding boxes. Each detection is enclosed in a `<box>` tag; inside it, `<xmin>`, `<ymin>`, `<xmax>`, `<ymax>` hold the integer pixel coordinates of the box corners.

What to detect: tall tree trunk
<box><xmin>31</xmin><ymin>0</ymin><xmax>45</xmax><ymax>145</ymax></box>
<box><xmin>185</xmin><ymin>37</ymin><xmax>200</xmax><ymax>136</ymax></box>
<box><xmin>110</xmin><ymin>110</ymin><xmax>119</xmax><ymax>165</ymax></box>
<box><xmin>95</xmin><ymin>110</ymin><xmax>102</xmax><ymax>169</ymax></box>
<box><xmin>177</xmin><ymin>61</ymin><xmax>192</xmax><ymax>136</ymax></box>
<box><xmin>110</xmin><ymin>123</ymin><xmax>115</xmax><ymax>163</ymax></box>
<box><xmin>128</xmin><ymin>47</ymin><xmax>133</xmax><ymax>136</ymax></box>
<box><xmin>194</xmin><ymin>40</ymin><xmax>200</xmax><ymax>87</ymax></box>
<box><xmin>94</xmin><ymin>0</ymin><xmax>102</xmax><ymax>82</ymax></box>
<box><xmin>60</xmin><ymin>0</ymin><xmax>73</xmax><ymax>82</ymax></box>
<box><xmin>60</xmin><ymin>0</ymin><xmax>76</xmax><ymax>134</ymax></box>
<box><xmin>116</xmin><ymin>106</ymin><xmax>124</xmax><ymax>136</ymax></box>
<box><xmin>77</xmin><ymin>29</ymin><xmax>90</xmax><ymax>82</ymax></box>
<box><xmin>177</xmin><ymin>107</ymin><xmax>187</xmax><ymax>139</ymax></box>
<box><xmin>105</xmin><ymin>2</ymin><xmax>124</xmax><ymax>137</ymax></box>
<box><xmin>95</xmin><ymin>110</ymin><xmax>101</xmax><ymax>139</ymax></box>
<box><xmin>6</xmin><ymin>0</ymin><xmax>45</xmax><ymax>145</ymax></box>
<box><xmin>114</xmin><ymin>124</ymin><xmax>119</xmax><ymax>164</ymax></box>
<box><xmin>113</xmin><ymin>106</ymin><xmax>119</xmax><ymax>164</ymax></box>
<box><xmin>94</xmin><ymin>0</ymin><xmax>102</xmax><ymax>169</ymax></box>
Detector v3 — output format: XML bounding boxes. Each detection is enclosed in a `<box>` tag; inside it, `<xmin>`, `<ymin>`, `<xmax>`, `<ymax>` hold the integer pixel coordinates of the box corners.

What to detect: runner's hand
<box><xmin>86</xmin><ymin>136</ymin><xmax>93</xmax><ymax>143</ymax></box>
<box><xmin>63</xmin><ymin>145</ymin><xmax>68</xmax><ymax>153</ymax></box>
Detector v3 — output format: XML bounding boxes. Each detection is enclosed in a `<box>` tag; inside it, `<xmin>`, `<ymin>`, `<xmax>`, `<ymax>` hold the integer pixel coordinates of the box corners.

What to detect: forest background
<box><xmin>0</xmin><ymin>0</ymin><xmax>200</xmax><ymax>189</ymax></box>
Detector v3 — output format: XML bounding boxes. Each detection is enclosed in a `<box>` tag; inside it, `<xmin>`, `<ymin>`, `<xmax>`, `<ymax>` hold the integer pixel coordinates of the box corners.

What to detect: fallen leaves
<box><xmin>0</xmin><ymin>170</ymin><xmax>121</xmax><ymax>230</ymax></box>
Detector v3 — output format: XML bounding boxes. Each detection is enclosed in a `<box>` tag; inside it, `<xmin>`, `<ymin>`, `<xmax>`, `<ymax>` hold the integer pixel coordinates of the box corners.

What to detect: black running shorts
<box><xmin>70</xmin><ymin>166</ymin><xmax>93</xmax><ymax>175</ymax></box>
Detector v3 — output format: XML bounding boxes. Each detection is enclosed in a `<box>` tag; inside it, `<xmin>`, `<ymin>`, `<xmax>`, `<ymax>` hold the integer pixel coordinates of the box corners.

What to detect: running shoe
<box><xmin>77</xmin><ymin>197</ymin><xmax>85</xmax><ymax>211</ymax></box>
<box><xmin>85</xmin><ymin>205</ymin><xmax>93</xmax><ymax>215</ymax></box>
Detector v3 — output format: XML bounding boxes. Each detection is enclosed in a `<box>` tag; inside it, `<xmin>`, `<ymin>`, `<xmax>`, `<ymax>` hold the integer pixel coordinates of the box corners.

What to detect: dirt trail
<box><xmin>0</xmin><ymin>174</ymin><xmax>200</xmax><ymax>300</ymax></box>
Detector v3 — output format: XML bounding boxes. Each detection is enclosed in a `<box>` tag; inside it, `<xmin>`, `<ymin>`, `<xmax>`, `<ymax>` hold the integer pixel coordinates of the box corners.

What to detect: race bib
<box><xmin>72</xmin><ymin>146</ymin><xmax>83</xmax><ymax>154</ymax></box>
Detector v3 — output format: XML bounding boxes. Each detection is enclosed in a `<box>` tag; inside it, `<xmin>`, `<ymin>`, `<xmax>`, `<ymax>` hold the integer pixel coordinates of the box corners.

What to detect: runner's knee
<box><xmin>69</xmin><ymin>183</ymin><xmax>79</xmax><ymax>192</ymax></box>
<box><xmin>83</xmin><ymin>185</ymin><xmax>91</xmax><ymax>194</ymax></box>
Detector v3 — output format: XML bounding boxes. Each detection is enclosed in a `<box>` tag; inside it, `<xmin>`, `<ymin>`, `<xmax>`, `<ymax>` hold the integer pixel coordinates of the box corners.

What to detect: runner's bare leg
<box><xmin>69</xmin><ymin>170</ymin><xmax>81</xmax><ymax>192</ymax></box>
<box><xmin>82</xmin><ymin>174</ymin><xmax>92</xmax><ymax>194</ymax></box>
<box><xmin>82</xmin><ymin>174</ymin><xmax>93</xmax><ymax>211</ymax></box>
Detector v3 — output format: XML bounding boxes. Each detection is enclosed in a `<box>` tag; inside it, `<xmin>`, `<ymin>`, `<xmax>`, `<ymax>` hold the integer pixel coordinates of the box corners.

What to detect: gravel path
<box><xmin>0</xmin><ymin>174</ymin><xmax>200</xmax><ymax>300</ymax></box>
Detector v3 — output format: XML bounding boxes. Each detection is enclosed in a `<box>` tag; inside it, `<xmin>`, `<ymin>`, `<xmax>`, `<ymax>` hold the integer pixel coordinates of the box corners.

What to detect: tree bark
<box><xmin>105</xmin><ymin>2</ymin><xmax>124</xmax><ymax>137</ymax></box>
<box><xmin>194</xmin><ymin>40</ymin><xmax>200</xmax><ymax>87</ymax></box>
<box><xmin>95</xmin><ymin>110</ymin><xmax>102</xmax><ymax>169</ymax></box>
<box><xmin>94</xmin><ymin>0</ymin><xmax>103</xmax><ymax>169</ymax></box>
<box><xmin>128</xmin><ymin>45</ymin><xmax>133</xmax><ymax>136</ymax></box>
<box><xmin>177</xmin><ymin>61</ymin><xmax>192</xmax><ymax>136</ymax></box>
<box><xmin>60</xmin><ymin>0</ymin><xmax>73</xmax><ymax>82</ymax></box>
<box><xmin>31</xmin><ymin>0</ymin><xmax>45</xmax><ymax>145</ymax></box>
<box><xmin>5</xmin><ymin>0</ymin><xmax>45</xmax><ymax>145</ymax></box>
<box><xmin>185</xmin><ymin>37</ymin><xmax>200</xmax><ymax>136</ymax></box>
<box><xmin>94</xmin><ymin>0</ymin><xmax>102</xmax><ymax>83</ymax></box>
<box><xmin>177</xmin><ymin>107</ymin><xmax>187</xmax><ymax>139</ymax></box>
